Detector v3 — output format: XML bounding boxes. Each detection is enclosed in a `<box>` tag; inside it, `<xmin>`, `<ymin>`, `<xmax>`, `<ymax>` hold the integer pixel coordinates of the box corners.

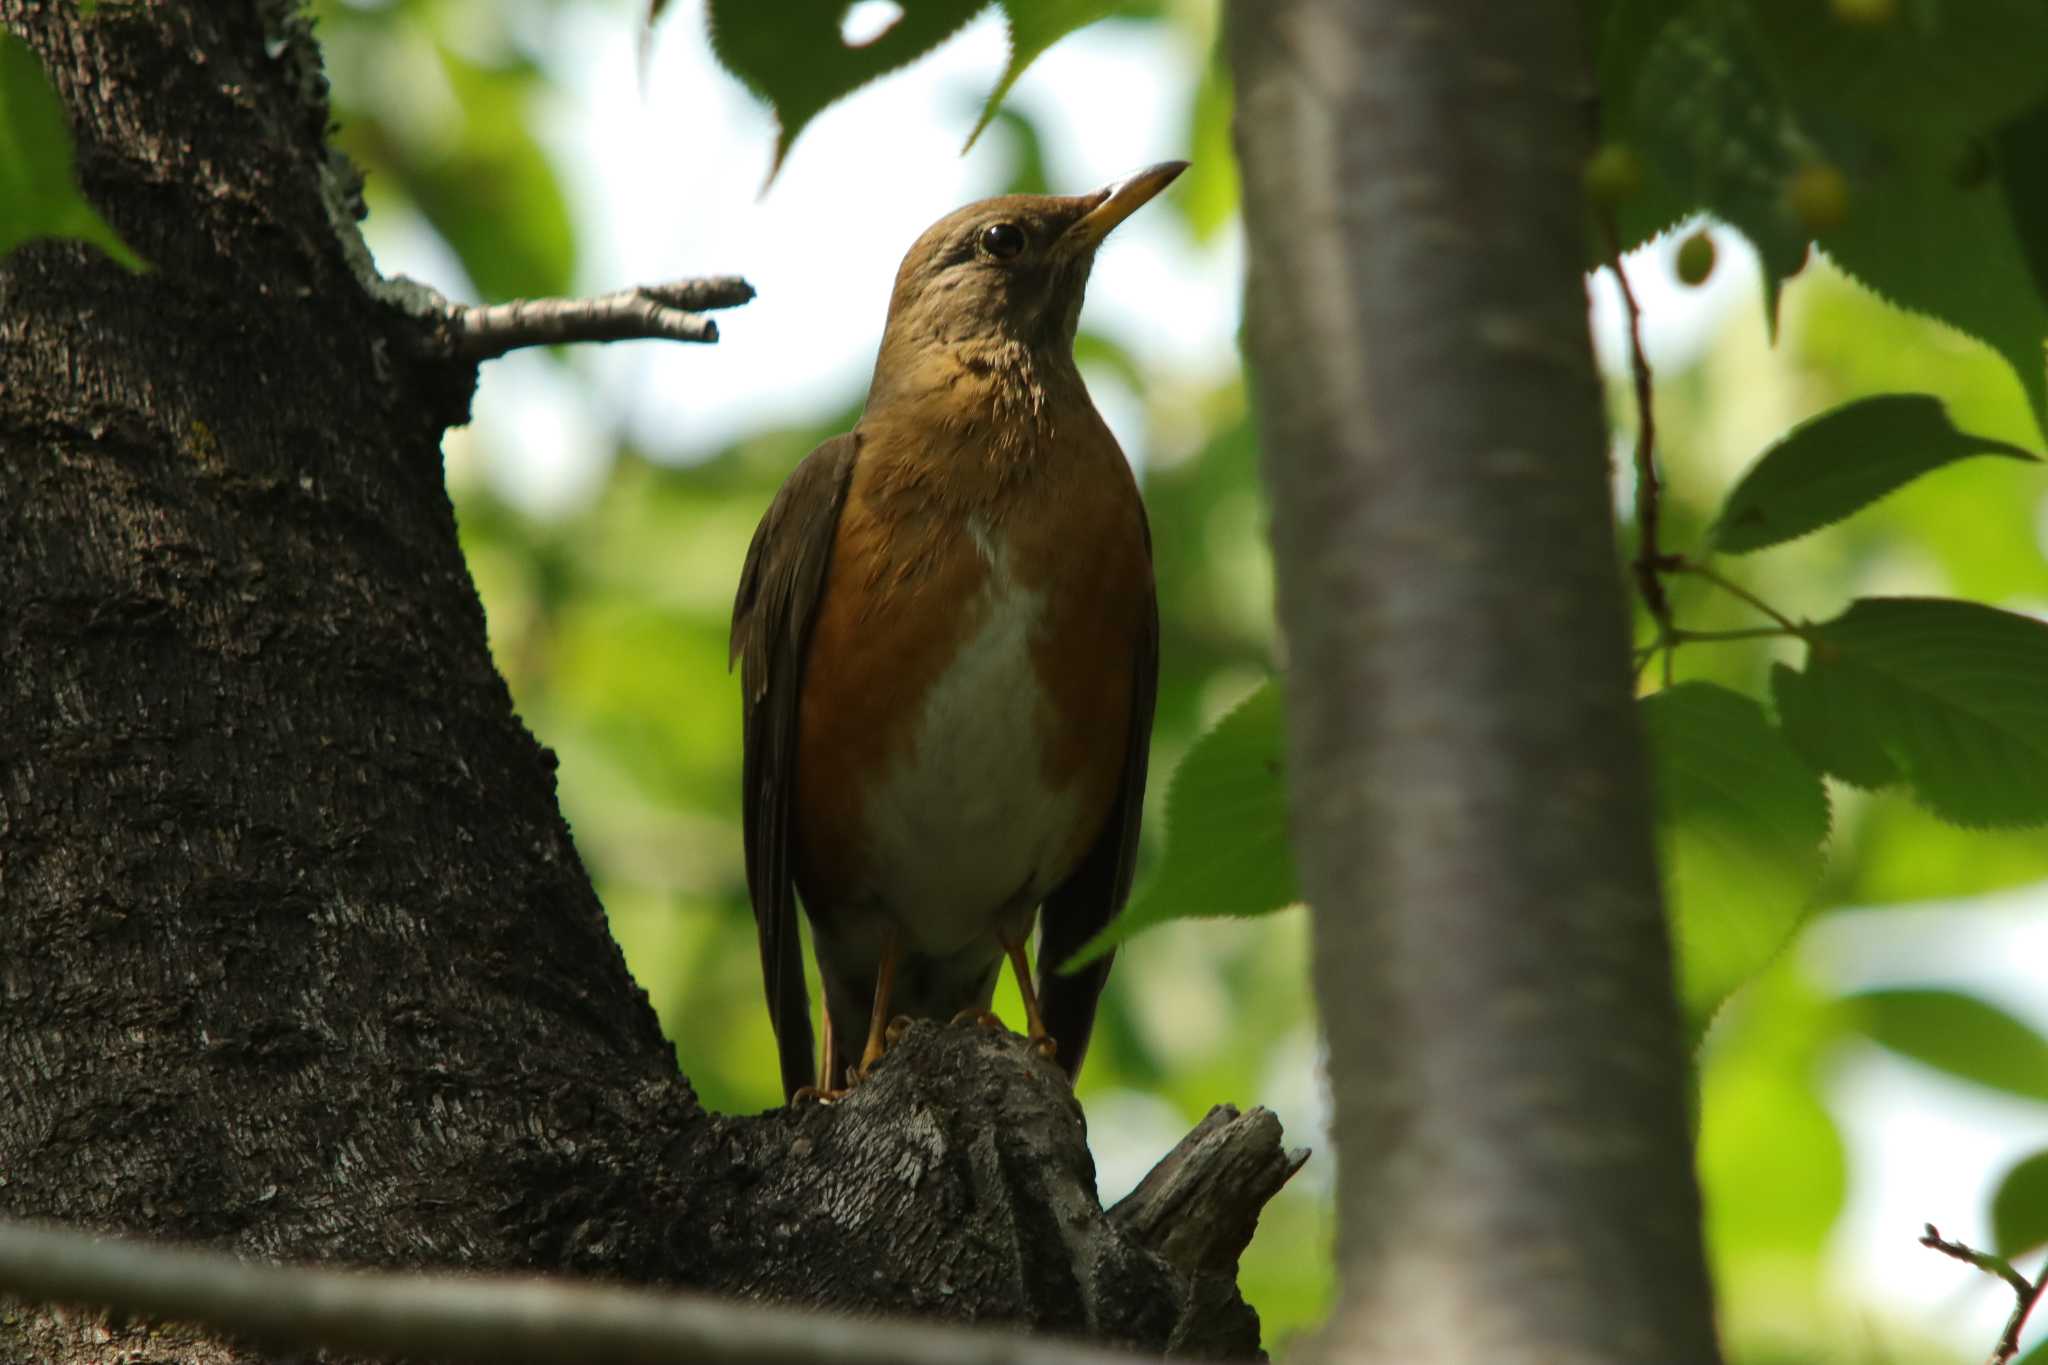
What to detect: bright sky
<box><xmin>354</xmin><ymin>3</ymin><xmax>2048</xmax><ymax>1354</ymax></box>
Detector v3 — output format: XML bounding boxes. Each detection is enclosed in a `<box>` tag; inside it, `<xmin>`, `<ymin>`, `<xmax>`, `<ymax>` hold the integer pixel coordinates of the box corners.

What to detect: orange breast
<box><xmin>791</xmin><ymin>408</ymin><xmax>1151</xmax><ymax>935</ymax></box>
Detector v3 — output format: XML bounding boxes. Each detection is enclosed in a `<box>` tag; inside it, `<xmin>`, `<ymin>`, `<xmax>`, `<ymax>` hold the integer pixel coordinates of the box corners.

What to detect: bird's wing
<box><xmin>731</xmin><ymin>432</ymin><xmax>860</xmax><ymax>1101</ymax></box>
<box><xmin>1036</xmin><ymin>538</ymin><xmax>1159</xmax><ymax>1080</ymax></box>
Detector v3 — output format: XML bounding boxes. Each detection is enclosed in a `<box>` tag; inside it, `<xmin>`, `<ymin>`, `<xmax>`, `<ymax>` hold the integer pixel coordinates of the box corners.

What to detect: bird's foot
<box><xmin>791</xmin><ymin>1083</ymin><xmax>855</xmax><ymax>1104</ymax></box>
<box><xmin>1030</xmin><ymin>1033</ymin><xmax>1059</xmax><ymax>1060</ymax></box>
<box><xmin>950</xmin><ymin>1008</ymin><xmax>1007</xmax><ymax>1033</ymax></box>
<box><xmin>884</xmin><ymin>1014</ymin><xmax>914</xmax><ymax>1047</ymax></box>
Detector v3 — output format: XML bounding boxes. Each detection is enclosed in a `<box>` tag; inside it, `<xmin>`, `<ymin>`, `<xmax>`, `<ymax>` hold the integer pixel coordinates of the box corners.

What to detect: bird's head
<box><xmin>873</xmin><ymin>161</ymin><xmax>1188</xmax><ymax>366</ymax></box>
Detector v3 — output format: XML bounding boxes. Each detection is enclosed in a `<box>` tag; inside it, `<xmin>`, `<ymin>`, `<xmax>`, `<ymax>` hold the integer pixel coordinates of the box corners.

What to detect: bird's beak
<box><xmin>1065</xmin><ymin>161</ymin><xmax>1189</xmax><ymax>250</ymax></box>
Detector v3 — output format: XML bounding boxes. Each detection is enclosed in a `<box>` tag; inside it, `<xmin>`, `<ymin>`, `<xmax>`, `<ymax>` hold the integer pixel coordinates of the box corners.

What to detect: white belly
<box><xmin>859</xmin><ymin>558</ymin><xmax>1082</xmax><ymax>955</ymax></box>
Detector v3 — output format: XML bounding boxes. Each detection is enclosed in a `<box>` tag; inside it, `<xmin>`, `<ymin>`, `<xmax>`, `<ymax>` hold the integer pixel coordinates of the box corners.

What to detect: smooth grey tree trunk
<box><xmin>1227</xmin><ymin>1</ymin><xmax>1723</xmax><ymax>1360</ymax></box>
<box><xmin>0</xmin><ymin>5</ymin><xmax>1287</xmax><ymax>1360</ymax></box>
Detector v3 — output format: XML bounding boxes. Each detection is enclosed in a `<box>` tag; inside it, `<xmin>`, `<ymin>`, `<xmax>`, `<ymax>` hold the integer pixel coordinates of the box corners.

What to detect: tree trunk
<box><xmin>0</xmin><ymin>6</ymin><xmax>1287</xmax><ymax>1360</ymax></box>
<box><xmin>1227</xmin><ymin>1</ymin><xmax>1722</xmax><ymax>1360</ymax></box>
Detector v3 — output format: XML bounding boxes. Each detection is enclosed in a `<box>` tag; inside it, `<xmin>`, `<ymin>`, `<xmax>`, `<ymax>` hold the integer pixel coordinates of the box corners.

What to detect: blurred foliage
<box><xmin>1644</xmin><ymin>681</ymin><xmax>1828</xmax><ymax>1040</ymax></box>
<box><xmin>0</xmin><ymin>31</ymin><xmax>142</xmax><ymax>267</ymax></box>
<box><xmin>300</xmin><ymin>0</ymin><xmax>2048</xmax><ymax>1357</ymax></box>
<box><xmin>316</xmin><ymin>0</ymin><xmax>576</xmax><ymax>299</ymax></box>
<box><xmin>1072</xmin><ymin>679</ymin><xmax>1295</xmax><ymax>966</ymax></box>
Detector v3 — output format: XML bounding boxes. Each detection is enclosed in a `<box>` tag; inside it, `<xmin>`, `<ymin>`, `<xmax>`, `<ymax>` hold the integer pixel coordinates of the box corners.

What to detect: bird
<box><xmin>730</xmin><ymin>162</ymin><xmax>1181</xmax><ymax>1102</ymax></box>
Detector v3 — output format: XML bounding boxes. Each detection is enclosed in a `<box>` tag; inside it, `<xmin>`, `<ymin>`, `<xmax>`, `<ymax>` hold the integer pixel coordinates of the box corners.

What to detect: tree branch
<box><xmin>1601</xmin><ymin>217</ymin><xmax>1671</xmax><ymax>644</ymax></box>
<box><xmin>1111</xmin><ymin>1106</ymin><xmax>1309</xmax><ymax>1277</ymax></box>
<box><xmin>391</xmin><ymin>275</ymin><xmax>757</xmax><ymax>361</ymax></box>
<box><xmin>1920</xmin><ymin>1224</ymin><xmax>2048</xmax><ymax>1364</ymax></box>
<box><xmin>0</xmin><ymin>1217</ymin><xmax>1141</xmax><ymax>1365</ymax></box>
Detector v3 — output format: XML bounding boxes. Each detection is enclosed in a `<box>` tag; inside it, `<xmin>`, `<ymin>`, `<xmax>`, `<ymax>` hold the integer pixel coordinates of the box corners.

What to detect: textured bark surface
<box><xmin>0</xmin><ymin>5</ymin><xmax>1288</xmax><ymax>1360</ymax></box>
<box><xmin>1227</xmin><ymin>1</ymin><xmax>1722</xmax><ymax>1362</ymax></box>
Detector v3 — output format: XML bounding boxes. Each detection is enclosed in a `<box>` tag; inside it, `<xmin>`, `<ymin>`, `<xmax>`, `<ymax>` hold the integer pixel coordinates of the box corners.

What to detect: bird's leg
<box><xmin>818</xmin><ymin>1003</ymin><xmax>839</xmax><ymax>1095</ymax></box>
<box><xmin>855</xmin><ymin>929</ymin><xmax>901</xmax><ymax>1080</ymax></box>
<box><xmin>1000</xmin><ymin>931</ymin><xmax>1059</xmax><ymax>1060</ymax></box>
<box><xmin>793</xmin><ymin>997</ymin><xmax>843</xmax><ymax>1102</ymax></box>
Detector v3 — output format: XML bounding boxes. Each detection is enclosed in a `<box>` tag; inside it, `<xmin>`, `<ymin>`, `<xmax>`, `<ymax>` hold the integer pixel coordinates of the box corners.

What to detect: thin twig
<box><xmin>1674</xmin><ymin>561</ymin><xmax>1804</xmax><ymax>634</ymax></box>
<box><xmin>1920</xmin><ymin>1223</ymin><xmax>2048</xmax><ymax>1364</ymax></box>
<box><xmin>1600</xmin><ymin>214</ymin><xmax>1671</xmax><ymax>638</ymax></box>
<box><xmin>1668</xmin><ymin>626</ymin><xmax>1799</xmax><ymax>646</ymax></box>
<box><xmin>435</xmin><ymin>276</ymin><xmax>756</xmax><ymax>362</ymax></box>
<box><xmin>0</xmin><ymin>1217</ymin><xmax>1136</xmax><ymax>1365</ymax></box>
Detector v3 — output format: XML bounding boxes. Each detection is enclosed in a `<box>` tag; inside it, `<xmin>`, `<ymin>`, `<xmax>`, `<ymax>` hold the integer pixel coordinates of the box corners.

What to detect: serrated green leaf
<box><xmin>1739</xmin><ymin>0</ymin><xmax>2048</xmax><ymax>434</ymax></box>
<box><xmin>0</xmin><ymin>33</ymin><xmax>142</xmax><ymax>268</ymax></box>
<box><xmin>1851</xmin><ymin>988</ymin><xmax>2048</xmax><ymax>1103</ymax></box>
<box><xmin>966</xmin><ymin>2</ymin><xmax>1129</xmax><ymax>151</ymax></box>
<box><xmin>1770</xmin><ymin>660</ymin><xmax>1896</xmax><ymax>791</ymax></box>
<box><xmin>1993</xmin><ymin>1150</ymin><xmax>2048</xmax><ymax>1259</ymax></box>
<box><xmin>707</xmin><ymin>0</ymin><xmax>985</xmax><ymax>180</ymax></box>
<box><xmin>1068</xmin><ymin>679</ymin><xmax>1296</xmax><ymax>967</ymax></box>
<box><xmin>1819</xmin><ymin>144</ymin><xmax>2048</xmax><ymax>439</ymax></box>
<box><xmin>1772</xmin><ymin>598</ymin><xmax>2048</xmax><ymax>827</ymax></box>
<box><xmin>1584</xmin><ymin>0</ymin><xmax>1688</xmax><ymax>261</ymax></box>
<box><xmin>1642</xmin><ymin>682</ymin><xmax>1829</xmax><ymax>1036</ymax></box>
<box><xmin>1621</xmin><ymin>1</ymin><xmax>1812</xmax><ymax>320</ymax></box>
<box><xmin>1711</xmin><ymin>393</ymin><xmax>2039</xmax><ymax>553</ymax></box>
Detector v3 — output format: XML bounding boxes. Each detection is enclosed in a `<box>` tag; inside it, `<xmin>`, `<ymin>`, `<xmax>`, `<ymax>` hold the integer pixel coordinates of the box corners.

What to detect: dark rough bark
<box><xmin>1227</xmin><ymin>2</ymin><xmax>1722</xmax><ymax>1362</ymax></box>
<box><xmin>0</xmin><ymin>5</ymin><xmax>1290</xmax><ymax>1361</ymax></box>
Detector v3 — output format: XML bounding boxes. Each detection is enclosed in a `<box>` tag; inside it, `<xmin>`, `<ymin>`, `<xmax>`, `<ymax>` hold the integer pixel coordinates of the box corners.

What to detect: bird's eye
<box><xmin>979</xmin><ymin>222</ymin><xmax>1026</xmax><ymax>261</ymax></box>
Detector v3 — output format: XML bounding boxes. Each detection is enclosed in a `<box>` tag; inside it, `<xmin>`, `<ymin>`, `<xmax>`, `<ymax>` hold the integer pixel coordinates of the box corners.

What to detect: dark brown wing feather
<box><xmin>730</xmin><ymin>433</ymin><xmax>860</xmax><ymax>1101</ymax></box>
<box><xmin>1036</xmin><ymin>544</ymin><xmax>1159</xmax><ymax>1080</ymax></box>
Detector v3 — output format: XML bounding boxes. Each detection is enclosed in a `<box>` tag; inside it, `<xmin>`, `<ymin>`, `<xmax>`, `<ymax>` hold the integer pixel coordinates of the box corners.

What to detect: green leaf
<box><xmin>1745</xmin><ymin>0</ymin><xmax>2048</xmax><ymax>153</ymax></box>
<box><xmin>1641</xmin><ymin>682</ymin><xmax>1829</xmax><ymax>1035</ymax></box>
<box><xmin>1818</xmin><ymin>142</ymin><xmax>2048</xmax><ymax>439</ymax></box>
<box><xmin>1068</xmin><ymin>679</ymin><xmax>1296</xmax><ymax>967</ymax></box>
<box><xmin>1772</xmin><ymin>598</ymin><xmax>2048</xmax><ymax>827</ymax></box>
<box><xmin>0</xmin><ymin>33</ymin><xmax>142</xmax><ymax>268</ymax></box>
<box><xmin>705</xmin><ymin>2</ymin><xmax>1135</xmax><ymax>179</ymax></box>
<box><xmin>1696</xmin><ymin>971</ymin><xmax>1850</xmax><ymax>1264</ymax></box>
<box><xmin>1993</xmin><ymin>1150</ymin><xmax>2048</xmax><ymax>1259</ymax></box>
<box><xmin>1741</xmin><ymin>0</ymin><xmax>2048</xmax><ymax>427</ymax></box>
<box><xmin>706</xmin><ymin>0</ymin><xmax>986</xmax><ymax>180</ymax></box>
<box><xmin>1711</xmin><ymin>394</ymin><xmax>2038</xmax><ymax>553</ymax></box>
<box><xmin>966</xmin><ymin>2</ymin><xmax>1129</xmax><ymax>151</ymax></box>
<box><xmin>1826</xmin><ymin>788</ymin><xmax>2048</xmax><ymax>908</ymax></box>
<box><xmin>1851</xmin><ymin>988</ymin><xmax>2048</xmax><ymax>1103</ymax></box>
<box><xmin>1175</xmin><ymin>50</ymin><xmax>1238</xmax><ymax>243</ymax></box>
<box><xmin>1619</xmin><ymin>2</ymin><xmax>1813</xmax><ymax>318</ymax></box>
<box><xmin>1603</xmin><ymin>1</ymin><xmax>2048</xmax><ymax>415</ymax></box>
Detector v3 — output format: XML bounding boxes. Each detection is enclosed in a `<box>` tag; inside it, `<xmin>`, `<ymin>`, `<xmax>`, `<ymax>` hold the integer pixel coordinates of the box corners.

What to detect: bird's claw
<box><xmin>792</xmin><ymin>1083</ymin><xmax>852</xmax><ymax>1104</ymax></box>
<box><xmin>949</xmin><ymin>1008</ymin><xmax>1007</xmax><ymax>1033</ymax></box>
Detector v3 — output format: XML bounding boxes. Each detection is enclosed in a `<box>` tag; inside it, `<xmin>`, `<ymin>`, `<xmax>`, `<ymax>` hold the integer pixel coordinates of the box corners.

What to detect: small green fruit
<box><xmin>1786</xmin><ymin>163</ymin><xmax>1850</xmax><ymax>234</ymax></box>
<box><xmin>1674</xmin><ymin>230</ymin><xmax>1716</xmax><ymax>287</ymax></box>
<box><xmin>1585</xmin><ymin>143</ymin><xmax>1643</xmax><ymax>208</ymax></box>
